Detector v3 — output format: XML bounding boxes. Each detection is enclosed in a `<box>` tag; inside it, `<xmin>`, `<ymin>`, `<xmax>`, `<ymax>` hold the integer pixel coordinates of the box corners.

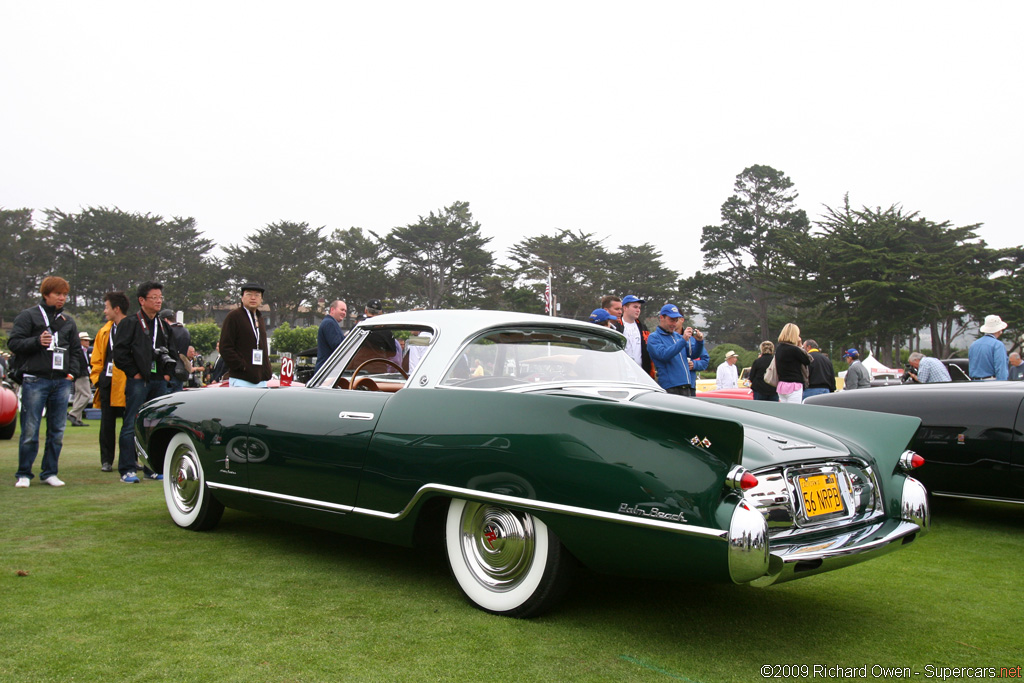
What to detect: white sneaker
<box><xmin>15</xmin><ymin>477</ymin><xmax>30</xmax><ymax>488</ymax></box>
<box><xmin>43</xmin><ymin>476</ymin><xmax>66</xmax><ymax>487</ymax></box>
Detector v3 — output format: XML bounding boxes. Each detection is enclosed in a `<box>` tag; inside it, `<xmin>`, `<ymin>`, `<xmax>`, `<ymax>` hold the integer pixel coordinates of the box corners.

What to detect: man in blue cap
<box><xmin>842</xmin><ymin>348</ymin><xmax>871</xmax><ymax>390</ymax></box>
<box><xmin>619</xmin><ymin>295</ymin><xmax>652</xmax><ymax>376</ymax></box>
<box><xmin>647</xmin><ymin>303</ymin><xmax>706</xmax><ymax>396</ymax></box>
<box><xmin>589</xmin><ymin>308</ymin><xmax>617</xmax><ymax>328</ymax></box>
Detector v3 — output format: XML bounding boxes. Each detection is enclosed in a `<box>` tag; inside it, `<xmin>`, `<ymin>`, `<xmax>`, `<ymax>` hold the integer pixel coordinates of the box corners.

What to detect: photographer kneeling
<box><xmin>113</xmin><ymin>281</ymin><xmax>178</xmax><ymax>483</ymax></box>
<box><xmin>906</xmin><ymin>352</ymin><xmax>952</xmax><ymax>384</ymax></box>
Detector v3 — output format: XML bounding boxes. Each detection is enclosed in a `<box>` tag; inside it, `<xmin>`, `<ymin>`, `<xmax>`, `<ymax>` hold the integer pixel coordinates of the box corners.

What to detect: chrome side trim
<box><xmin>205</xmin><ymin>481</ymin><xmax>728</xmax><ymax>540</ymax></box>
<box><xmin>931</xmin><ymin>491</ymin><xmax>1024</xmax><ymax>506</ymax></box>
<box><xmin>135</xmin><ymin>437</ymin><xmax>151</xmax><ymax>470</ymax></box>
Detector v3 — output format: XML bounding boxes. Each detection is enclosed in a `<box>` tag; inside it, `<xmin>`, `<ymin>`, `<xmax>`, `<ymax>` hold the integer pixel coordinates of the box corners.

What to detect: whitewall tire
<box><xmin>164</xmin><ymin>432</ymin><xmax>224</xmax><ymax>531</ymax></box>
<box><xmin>445</xmin><ymin>498</ymin><xmax>571</xmax><ymax>617</ymax></box>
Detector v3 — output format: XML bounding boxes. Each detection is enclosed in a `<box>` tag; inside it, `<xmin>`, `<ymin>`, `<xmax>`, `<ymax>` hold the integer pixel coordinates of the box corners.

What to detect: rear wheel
<box><xmin>164</xmin><ymin>432</ymin><xmax>224</xmax><ymax>530</ymax></box>
<box><xmin>445</xmin><ymin>498</ymin><xmax>571</xmax><ymax>618</ymax></box>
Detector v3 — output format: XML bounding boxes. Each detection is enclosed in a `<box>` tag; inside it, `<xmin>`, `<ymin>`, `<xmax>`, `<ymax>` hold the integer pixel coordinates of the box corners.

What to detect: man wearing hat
<box><xmin>113</xmin><ymin>280</ymin><xmax>176</xmax><ymax>482</ymax></box>
<box><xmin>716</xmin><ymin>350</ymin><xmax>740</xmax><ymax>390</ymax></box>
<box><xmin>968</xmin><ymin>315</ymin><xmax>1009</xmax><ymax>380</ymax></box>
<box><xmin>67</xmin><ymin>331</ymin><xmax>94</xmax><ymax>426</ymax></box>
<box><xmin>647</xmin><ymin>304</ymin><xmax>705</xmax><ymax>396</ymax></box>
<box><xmin>219</xmin><ymin>282</ymin><xmax>272</xmax><ymax>388</ymax></box>
<box><xmin>588</xmin><ymin>308</ymin><xmax>617</xmax><ymax>328</ymax></box>
<box><xmin>841</xmin><ymin>348</ymin><xmax>872</xmax><ymax>390</ymax></box>
<box><xmin>619</xmin><ymin>295</ymin><xmax>653</xmax><ymax>376</ymax></box>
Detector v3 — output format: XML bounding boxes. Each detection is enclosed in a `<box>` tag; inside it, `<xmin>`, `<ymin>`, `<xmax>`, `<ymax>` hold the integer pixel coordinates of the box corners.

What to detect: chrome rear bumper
<box><xmin>751</xmin><ymin>517</ymin><xmax>923</xmax><ymax>586</ymax></box>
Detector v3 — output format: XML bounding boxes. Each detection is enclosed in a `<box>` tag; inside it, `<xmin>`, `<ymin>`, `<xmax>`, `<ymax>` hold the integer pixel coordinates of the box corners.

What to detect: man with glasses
<box><xmin>219</xmin><ymin>283</ymin><xmax>272</xmax><ymax>387</ymax></box>
<box><xmin>113</xmin><ymin>281</ymin><xmax>176</xmax><ymax>483</ymax></box>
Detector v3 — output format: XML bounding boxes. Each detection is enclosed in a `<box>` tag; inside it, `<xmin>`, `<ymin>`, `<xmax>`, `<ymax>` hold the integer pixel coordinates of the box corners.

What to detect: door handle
<box><xmin>339</xmin><ymin>411</ymin><xmax>374</xmax><ymax>420</ymax></box>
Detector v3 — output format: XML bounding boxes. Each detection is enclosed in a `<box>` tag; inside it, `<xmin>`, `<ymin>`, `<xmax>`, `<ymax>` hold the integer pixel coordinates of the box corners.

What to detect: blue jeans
<box><xmin>802</xmin><ymin>387</ymin><xmax>830</xmax><ymax>402</ymax></box>
<box><xmin>119</xmin><ymin>378</ymin><xmax>169</xmax><ymax>476</ymax></box>
<box><xmin>17</xmin><ymin>376</ymin><xmax>73</xmax><ymax>481</ymax></box>
<box><xmin>752</xmin><ymin>391</ymin><xmax>779</xmax><ymax>402</ymax></box>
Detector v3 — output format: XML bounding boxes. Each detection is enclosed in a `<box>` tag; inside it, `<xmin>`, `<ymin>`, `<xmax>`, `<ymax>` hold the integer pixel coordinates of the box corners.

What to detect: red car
<box><xmin>697</xmin><ymin>387</ymin><xmax>753</xmax><ymax>400</ymax></box>
<box><xmin>1</xmin><ymin>379</ymin><xmax>17</xmax><ymax>440</ymax></box>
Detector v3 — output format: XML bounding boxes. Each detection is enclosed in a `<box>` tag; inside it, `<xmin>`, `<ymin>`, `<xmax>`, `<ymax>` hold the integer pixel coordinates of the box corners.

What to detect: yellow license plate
<box><xmin>799</xmin><ymin>473</ymin><xmax>845</xmax><ymax>518</ymax></box>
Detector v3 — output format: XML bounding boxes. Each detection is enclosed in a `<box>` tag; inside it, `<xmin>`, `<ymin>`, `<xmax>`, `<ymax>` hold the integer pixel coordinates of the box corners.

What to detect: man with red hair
<box><xmin>8</xmin><ymin>276</ymin><xmax>86</xmax><ymax>488</ymax></box>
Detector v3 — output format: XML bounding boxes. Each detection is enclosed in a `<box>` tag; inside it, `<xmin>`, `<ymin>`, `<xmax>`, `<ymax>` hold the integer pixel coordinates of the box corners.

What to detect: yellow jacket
<box><xmin>91</xmin><ymin>320</ymin><xmax>126</xmax><ymax>408</ymax></box>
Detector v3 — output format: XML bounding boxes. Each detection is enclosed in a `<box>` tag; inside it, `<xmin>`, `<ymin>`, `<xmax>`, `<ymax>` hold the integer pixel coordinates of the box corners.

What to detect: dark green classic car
<box><xmin>136</xmin><ymin>310</ymin><xmax>929</xmax><ymax>617</ymax></box>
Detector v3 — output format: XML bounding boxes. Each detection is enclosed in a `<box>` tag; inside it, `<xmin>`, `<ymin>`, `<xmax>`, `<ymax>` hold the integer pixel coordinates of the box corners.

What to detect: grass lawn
<box><xmin>1</xmin><ymin>419</ymin><xmax>1021</xmax><ymax>682</ymax></box>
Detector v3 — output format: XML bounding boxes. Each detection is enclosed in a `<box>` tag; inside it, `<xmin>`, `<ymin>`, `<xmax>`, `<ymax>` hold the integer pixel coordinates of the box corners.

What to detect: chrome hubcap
<box><xmin>459</xmin><ymin>503</ymin><xmax>535</xmax><ymax>591</ymax></box>
<box><xmin>170</xmin><ymin>445</ymin><xmax>200</xmax><ymax>514</ymax></box>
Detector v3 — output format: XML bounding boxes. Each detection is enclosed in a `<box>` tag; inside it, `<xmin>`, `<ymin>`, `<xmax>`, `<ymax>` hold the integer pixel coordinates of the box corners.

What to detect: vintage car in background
<box><xmin>698</xmin><ymin>387</ymin><xmax>753</xmax><ymax>400</ymax></box>
<box><xmin>136</xmin><ymin>310</ymin><xmax>930</xmax><ymax>617</ymax></box>
<box><xmin>805</xmin><ymin>382</ymin><xmax>1024</xmax><ymax>504</ymax></box>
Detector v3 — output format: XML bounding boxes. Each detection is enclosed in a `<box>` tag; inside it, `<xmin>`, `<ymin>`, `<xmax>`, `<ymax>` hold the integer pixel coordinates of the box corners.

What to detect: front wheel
<box><xmin>164</xmin><ymin>432</ymin><xmax>224</xmax><ymax>530</ymax></box>
<box><xmin>445</xmin><ymin>499</ymin><xmax>572</xmax><ymax>618</ymax></box>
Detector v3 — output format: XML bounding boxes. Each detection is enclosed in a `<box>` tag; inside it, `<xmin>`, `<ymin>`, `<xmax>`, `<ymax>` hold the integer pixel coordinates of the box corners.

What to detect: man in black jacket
<box><xmin>802</xmin><ymin>339</ymin><xmax>836</xmax><ymax>401</ymax></box>
<box><xmin>9</xmin><ymin>276</ymin><xmax>86</xmax><ymax>488</ymax></box>
<box><xmin>159</xmin><ymin>309</ymin><xmax>191</xmax><ymax>393</ymax></box>
<box><xmin>113</xmin><ymin>281</ymin><xmax>177</xmax><ymax>483</ymax></box>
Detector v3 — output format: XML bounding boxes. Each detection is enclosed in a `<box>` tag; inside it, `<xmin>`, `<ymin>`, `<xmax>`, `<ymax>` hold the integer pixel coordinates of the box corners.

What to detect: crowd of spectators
<box><xmin>3</xmin><ymin>274</ymin><xmax>1019</xmax><ymax>489</ymax></box>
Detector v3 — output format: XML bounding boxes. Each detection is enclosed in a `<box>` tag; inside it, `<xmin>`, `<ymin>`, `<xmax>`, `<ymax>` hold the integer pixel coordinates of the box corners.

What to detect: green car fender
<box><xmin>361</xmin><ymin>389</ymin><xmax>748</xmax><ymax>579</ymax></box>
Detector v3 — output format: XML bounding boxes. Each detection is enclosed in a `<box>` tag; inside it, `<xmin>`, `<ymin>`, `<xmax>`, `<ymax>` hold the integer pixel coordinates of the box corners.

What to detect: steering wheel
<box><xmin>349</xmin><ymin>358</ymin><xmax>409</xmax><ymax>391</ymax></box>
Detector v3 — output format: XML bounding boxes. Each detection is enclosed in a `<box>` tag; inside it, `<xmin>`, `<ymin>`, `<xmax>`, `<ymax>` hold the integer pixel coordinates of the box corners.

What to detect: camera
<box><xmin>901</xmin><ymin>365</ymin><xmax>916</xmax><ymax>383</ymax></box>
<box><xmin>154</xmin><ymin>346</ymin><xmax>178</xmax><ymax>377</ymax></box>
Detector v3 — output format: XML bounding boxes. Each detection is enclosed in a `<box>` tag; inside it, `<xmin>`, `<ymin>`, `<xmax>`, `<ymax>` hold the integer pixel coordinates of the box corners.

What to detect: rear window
<box><xmin>440</xmin><ymin>327</ymin><xmax>658</xmax><ymax>389</ymax></box>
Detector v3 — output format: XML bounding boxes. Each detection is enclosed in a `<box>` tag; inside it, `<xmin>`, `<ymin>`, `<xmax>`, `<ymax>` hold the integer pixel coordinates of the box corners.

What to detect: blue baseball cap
<box><xmin>842</xmin><ymin>348</ymin><xmax>859</xmax><ymax>359</ymax></box>
<box><xmin>658</xmin><ymin>304</ymin><xmax>683</xmax><ymax>318</ymax></box>
<box><xmin>589</xmin><ymin>308</ymin><xmax>616</xmax><ymax>324</ymax></box>
<box><xmin>621</xmin><ymin>295</ymin><xmax>645</xmax><ymax>305</ymax></box>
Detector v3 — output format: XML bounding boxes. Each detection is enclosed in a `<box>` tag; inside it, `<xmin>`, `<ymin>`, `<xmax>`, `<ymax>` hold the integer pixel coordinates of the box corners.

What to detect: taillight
<box><xmin>726</xmin><ymin>465</ymin><xmax>759</xmax><ymax>491</ymax></box>
<box><xmin>899</xmin><ymin>450</ymin><xmax>925</xmax><ymax>471</ymax></box>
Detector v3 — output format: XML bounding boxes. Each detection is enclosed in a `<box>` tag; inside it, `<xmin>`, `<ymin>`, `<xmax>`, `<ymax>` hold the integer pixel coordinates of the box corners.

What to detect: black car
<box><xmin>805</xmin><ymin>382</ymin><xmax>1024</xmax><ymax>504</ymax></box>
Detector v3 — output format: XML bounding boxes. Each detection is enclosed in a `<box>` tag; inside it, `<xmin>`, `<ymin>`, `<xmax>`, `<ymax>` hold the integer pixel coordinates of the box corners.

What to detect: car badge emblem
<box><xmin>483</xmin><ymin>525</ymin><xmax>499</xmax><ymax>549</ymax></box>
<box><xmin>691</xmin><ymin>436</ymin><xmax>712</xmax><ymax>448</ymax></box>
<box><xmin>701</xmin><ymin>437</ymin><xmax>712</xmax><ymax>448</ymax></box>
<box><xmin>691</xmin><ymin>436</ymin><xmax>700</xmax><ymax>446</ymax></box>
<box><xmin>419</xmin><ymin>376</ymin><xmax>428</xmax><ymax>386</ymax></box>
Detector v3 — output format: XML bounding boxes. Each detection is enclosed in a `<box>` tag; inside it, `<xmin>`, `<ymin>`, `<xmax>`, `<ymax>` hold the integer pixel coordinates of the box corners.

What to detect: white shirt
<box><xmin>405</xmin><ymin>331</ymin><xmax>433</xmax><ymax>373</ymax></box>
<box><xmin>716</xmin><ymin>361</ymin><xmax>738</xmax><ymax>390</ymax></box>
<box><xmin>623</xmin><ymin>321</ymin><xmax>642</xmax><ymax>367</ymax></box>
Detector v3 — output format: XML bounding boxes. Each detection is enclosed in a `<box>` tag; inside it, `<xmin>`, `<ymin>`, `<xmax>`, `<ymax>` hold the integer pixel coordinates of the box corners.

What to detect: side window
<box><xmin>319</xmin><ymin>325</ymin><xmax>433</xmax><ymax>391</ymax></box>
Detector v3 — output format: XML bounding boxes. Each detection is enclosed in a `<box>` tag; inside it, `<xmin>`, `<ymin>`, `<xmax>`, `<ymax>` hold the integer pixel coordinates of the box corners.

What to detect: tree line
<box><xmin>2</xmin><ymin>167</ymin><xmax>1021</xmax><ymax>362</ymax></box>
<box><xmin>685</xmin><ymin>165</ymin><xmax>1023</xmax><ymax>365</ymax></box>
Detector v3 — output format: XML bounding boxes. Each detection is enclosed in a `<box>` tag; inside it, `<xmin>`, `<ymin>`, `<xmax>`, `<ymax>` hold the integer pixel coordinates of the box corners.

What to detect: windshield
<box><xmin>440</xmin><ymin>327</ymin><xmax>660</xmax><ymax>390</ymax></box>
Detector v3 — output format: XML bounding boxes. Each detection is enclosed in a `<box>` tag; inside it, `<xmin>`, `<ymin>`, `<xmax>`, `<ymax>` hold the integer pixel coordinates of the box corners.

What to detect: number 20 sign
<box><xmin>280</xmin><ymin>355</ymin><xmax>294</xmax><ymax>386</ymax></box>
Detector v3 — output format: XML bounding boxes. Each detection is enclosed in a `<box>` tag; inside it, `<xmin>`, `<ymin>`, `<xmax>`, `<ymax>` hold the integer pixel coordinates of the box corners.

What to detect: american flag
<box><xmin>544</xmin><ymin>268</ymin><xmax>552</xmax><ymax>315</ymax></box>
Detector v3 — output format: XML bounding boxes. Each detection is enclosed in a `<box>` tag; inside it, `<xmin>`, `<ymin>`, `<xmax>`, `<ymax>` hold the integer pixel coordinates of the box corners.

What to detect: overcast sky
<box><xmin>3</xmin><ymin>2</ymin><xmax>1021</xmax><ymax>280</ymax></box>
